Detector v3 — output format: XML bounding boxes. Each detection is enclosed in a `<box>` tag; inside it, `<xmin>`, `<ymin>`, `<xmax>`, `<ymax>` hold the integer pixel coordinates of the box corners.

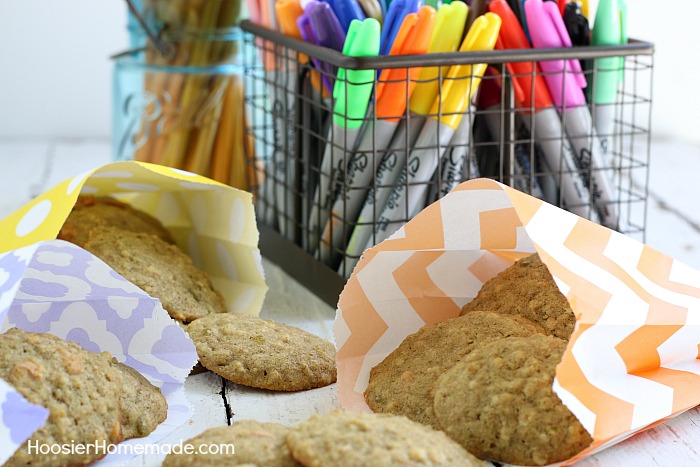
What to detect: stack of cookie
<box><xmin>163</xmin><ymin>410</ymin><xmax>483</xmax><ymax>466</ymax></box>
<box><xmin>59</xmin><ymin>196</ymin><xmax>227</xmax><ymax>324</ymax></box>
<box><xmin>0</xmin><ymin>328</ymin><xmax>167</xmax><ymax>466</ymax></box>
<box><xmin>364</xmin><ymin>254</ymin><xmax>593</xmax><ymax>466</ymax></box>
<box><xmin>60</xmin><ymin>196</ymin><xmax>337</xmax><ymax>392</ymax></box>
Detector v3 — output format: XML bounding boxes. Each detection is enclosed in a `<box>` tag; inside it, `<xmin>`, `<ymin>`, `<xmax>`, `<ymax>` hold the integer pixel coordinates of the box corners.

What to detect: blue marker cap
<box><xmin>379</xmin><ymin>0</ymin><xmax>422</xmax><ymax>55</ymax></box>
<box><xmin>322</xmin><ymin>0</ymin><xmax>366</xmax><ymax>32</ymax></box>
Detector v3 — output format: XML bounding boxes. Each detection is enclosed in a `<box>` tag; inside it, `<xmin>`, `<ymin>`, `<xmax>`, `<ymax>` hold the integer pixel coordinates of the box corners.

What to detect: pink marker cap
<box><xmin>525</xmin><ymin>0</ymin><xmax>587</xmax><ymax>109</ymax></box>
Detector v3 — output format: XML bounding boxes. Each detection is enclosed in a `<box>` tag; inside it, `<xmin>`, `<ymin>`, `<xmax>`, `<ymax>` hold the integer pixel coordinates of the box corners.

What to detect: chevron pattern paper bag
<box><xmin>335</xmin><ymin>178</ymin><xmax>700</xmax><ymax>464</ymax></box>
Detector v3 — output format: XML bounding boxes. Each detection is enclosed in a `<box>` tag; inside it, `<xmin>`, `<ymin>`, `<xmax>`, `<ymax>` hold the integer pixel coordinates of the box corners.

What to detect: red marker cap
<box><xmin>488</xmin><ymin>0</ymin><xmax>553</xmax><ymax>112</ymax></box>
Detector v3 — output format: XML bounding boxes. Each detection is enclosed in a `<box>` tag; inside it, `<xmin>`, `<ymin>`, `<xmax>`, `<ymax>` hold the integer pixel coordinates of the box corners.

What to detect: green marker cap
<box><xmin>333</xmin><ymin>18</ymin><xmax>381</xmax><ymax>128</ymax></box>
<box><xmin>591</xmin><ymin>0</ymin><xmax>627</xmax><ymax>105</ymax></box>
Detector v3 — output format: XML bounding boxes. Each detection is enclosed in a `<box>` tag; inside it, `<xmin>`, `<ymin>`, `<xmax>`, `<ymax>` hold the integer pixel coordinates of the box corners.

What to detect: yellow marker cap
<box><xmin>408</xmin><ymin>1</ymin><xmax>468</xmax><ymax>116</ymax></box>
<box><xmin>429</xmin><ymin>12</ymin><xmax>501</xmax><ymax>130</ymax></box>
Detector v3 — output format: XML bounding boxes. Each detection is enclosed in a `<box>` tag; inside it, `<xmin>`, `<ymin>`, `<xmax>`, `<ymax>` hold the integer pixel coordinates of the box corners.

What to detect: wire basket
<box><xmin>241</xmin><ymin>19</ymin><xmax>654</xmax><ymax>305</ymax></box>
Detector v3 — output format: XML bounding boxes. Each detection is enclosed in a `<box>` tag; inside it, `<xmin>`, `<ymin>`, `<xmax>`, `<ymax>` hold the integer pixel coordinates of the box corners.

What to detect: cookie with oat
<box><xmin>163</xmin><ymin>420</ymin><xmax>300</xmax><ymax>467</ymax></box>
<box><xmin>286</xmin><ymin>410</ymin><xmax>482</xmax><ymax>467</ymax></box>
<box><xmin>58</xmin><ymin>195</ymin><xmax>173</xmax><ymax>247</ymax></box>
<box><xmin>83</xmin><ymin>227</ymin><xmax>226</xmax><ymax>323</ymax></box>
<box><xmin>188</xmin><ymin>313</ymin><xmax>336</xmax><ymax>391</ymax></box>
<box><xmin>433</xmin><ymin>334</ymin><xmax>592</xmax><ymax>465</ymax></box>
<box><xmin>0</xmin><ymin>328</ymin><xmax>124</xmax><ymax>466</ymax></box>
<box><xmin>365</xmin><ymin>311</ymin><xmax>545</xmax><ymax>428</ymax></box>
<box><xmin>460</xmin><ymin>253</ymin><xmax>576</xmax><ymax>339</ymax></box>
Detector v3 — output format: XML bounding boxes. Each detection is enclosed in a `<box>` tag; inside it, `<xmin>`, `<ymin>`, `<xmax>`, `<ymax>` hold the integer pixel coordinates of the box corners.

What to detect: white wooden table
<box><xmin>2</xmin><ymin>139</ymin><xmax>700</xmax><ymax>466</ymax></box>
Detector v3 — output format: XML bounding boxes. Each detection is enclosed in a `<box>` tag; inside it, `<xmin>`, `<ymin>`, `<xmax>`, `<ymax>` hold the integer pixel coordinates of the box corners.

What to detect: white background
<box><xmin>0</xmin><ymin>0</ymin><xmax>697</xmax><ymax>144</ymax></box>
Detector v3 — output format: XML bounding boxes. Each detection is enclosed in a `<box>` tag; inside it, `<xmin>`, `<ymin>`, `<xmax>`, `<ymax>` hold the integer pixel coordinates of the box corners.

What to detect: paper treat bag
<box><xmin>0</xmin><ymin>161</ymin><xmax>267</xmax><ymax>314</ymax></box>
<box><xmin>335</xmin><ymin>178</ymin><xmax>700</xmax><ymax>463</ymax></box>
<box><xmin>0</xmin><ymin>240</ymin><xmax>198</xmax><ymax>465</ymax></box>
<box><xmin>0</xmin><ymin>161</ymin><xmax>267</xmax><ymax>463</ymax></box>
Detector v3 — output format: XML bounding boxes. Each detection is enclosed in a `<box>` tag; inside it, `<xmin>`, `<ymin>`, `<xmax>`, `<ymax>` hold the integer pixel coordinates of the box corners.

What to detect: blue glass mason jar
<box><xmin>112</xmin><ymin>0</ymin><xmax>252</xmax><ymax>189</ymax></box>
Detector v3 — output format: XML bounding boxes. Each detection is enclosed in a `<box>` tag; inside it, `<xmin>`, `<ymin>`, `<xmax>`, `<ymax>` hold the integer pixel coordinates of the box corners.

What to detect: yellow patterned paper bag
<box><xmin>335</xmin><ymin>178</ymin><xmax>700</xmax><ymax>464</ymax></box>
<box><xmin>0</xmin><ymin>161</ymin><xmax>267</xmax><ymax>315</ymax></box>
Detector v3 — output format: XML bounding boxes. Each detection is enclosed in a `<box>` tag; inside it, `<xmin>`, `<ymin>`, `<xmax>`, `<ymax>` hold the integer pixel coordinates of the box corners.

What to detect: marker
<box><xmin>323</xmin><ymin>0</ymin><xmax>367</xmax><ymax>32</ymax></box>
<box><xmin>379</xmin><ymin>0</ymin><xmax>421</xmax><ymax>55</ymax></box>
<box><xmin>489</xmin><ymin>0</ymin><xmax>599</xmax><ymax>222</ymax></box>
<box><xmin>465</xmin><ymin>0</ymin><xmax>489</xmax><ymax>31</ymax></box>
<box><xmin>370</xmin><ymin>13</ymin><xmax>502</xmax><ymax>246</ymax></box>
<box><xmin>590</xmin><ymin>0</ymin><xmax>627</xmax><ymax>162</ymax></box>
<box><xmin>271</xmin><ymin>0</ymin><xmax>305</xmax><ymax>241</ymax></box>
<box><xmin>505</xmin><ymin>0</ymin><xmax>529</xmax><ymax>41</ymax></box>
<box><xmin>557</xmin><ymin>0</ymin><xmax>567</xmax><ymax>16</ymax></box>
<box><xmin>339</xmin><ymin>1</ymin><xmax>468</xmax><ymax>276</ymax></box>
<box><xmin>307</xmin><ymin>19</ymin><xmax>381</xmax><ymax>255</ymax></box>
<box><xmin>247</xmin><ymin>0</ymin><xmax>279</xmax><ymax>226</ymax></box>
<box><xmin>318</xmin><ymin>6</ymin><xmax>436</xmax><ymax>267</ymax></box>
<box><xmin>297</xmin><ymin>1</ymin><xmax>346</xmax><ymax>95</ymax></box>
<box><xmin>357</xmin><ymin>0</ymin><xmax>384</xmax><ymax>23</ymax></box>
<box><xmin>563</xmin><ymin>2</ymin><xmax>591</xmax><ymax>79</ymax></box>
<box><xmin>477</xmin><ymin>67</ymin><xmax>547</xmax><ymax>200</ymax></box>
<box><xmin>526</xmin><ymin>0</ymin><xmax>618</xmax><ymax>228</ymax></box>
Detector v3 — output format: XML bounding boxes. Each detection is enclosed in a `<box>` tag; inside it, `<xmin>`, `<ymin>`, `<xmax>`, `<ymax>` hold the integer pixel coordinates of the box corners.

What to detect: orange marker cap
<box><xmin>375</xmin><ymin>5</ymin><xmax>437</xmax><ymax>120</ymax></box>
<box><xmin>275</xmin><ymin>0</ymin><xmax>304</xmax><ymax>39</ymax></box>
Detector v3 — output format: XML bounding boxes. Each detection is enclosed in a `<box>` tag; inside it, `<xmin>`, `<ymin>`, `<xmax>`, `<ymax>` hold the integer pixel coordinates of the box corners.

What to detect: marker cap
<box><xmin>333</xmin><ymin>18</ymin><xmax>381</xmax><ymax>128</ymax></box>
<box><xmin>376</xmin><ymin>6</ymin><xmax>436</xmax><ymax>120</ymax></box>
<box><xmin>408</xmin><ymin>1</ymin><xmax>469</xmax><ymax>116</ymax></box>
<box><xmin>298</xmin><ymin>1</ymin><xmax>346</xmax><ymax>94</ymax></box>
<box><xmin>477</xmin><ymin>67</ymin><xmax>503</xmax><ymax>110</ymax></box>
<box><xmin>590</xmin><ymin>0</ymin><xmax>627</xmax><ymax>104</ymax></box>
<box><xmin>525</xmin><ymin>0</ymin><xmax>587</xmax><ymax>109</ymax></box>
<box><xmin>429</xmin><ymin>12</ymin><xmax>501</xmax><ymax>130</ymax></box>
<box><xmin>357</xmin><ymin>0</ymin><xmax>384</xmax><ymax>23</ymax></box>
<box><xmin>489</xmin><ymin>0</ymin><xmax>553</xmax><ymax>111</ymax></box>
<box><xmin>379</xmin><ymin>0</ymin><xmax>422</xmax><ymax>55</ymax></box>
<box><xmin>323</xmin><ymin>0</ymin><xmax>367</xmax><ymax>32</ymax></box>
<box><xmin>276</xmin><ymin>0</ymin><xmax>305</xmax><ymax>37</ymax></box>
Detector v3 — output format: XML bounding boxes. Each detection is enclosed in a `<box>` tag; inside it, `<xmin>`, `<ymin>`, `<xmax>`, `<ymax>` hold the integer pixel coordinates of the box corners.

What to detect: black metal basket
<box><xmin>241</xmin><ymin>19</ymin><xmax>654</xmax><ymax>306</ymax></box>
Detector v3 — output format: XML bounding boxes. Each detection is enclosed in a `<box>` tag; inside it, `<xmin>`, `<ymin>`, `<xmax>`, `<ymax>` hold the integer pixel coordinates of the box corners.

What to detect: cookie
<box><xmin>433</xmin><ymin>335</ymin><xmax>592</xmax><ymax>465</ymax></box>
<box><xmin>286</xmin><ymin>410</ymin><xmax>482</xmax><ymax>467</ymax></box>
<box><xmin>112</xmin><ymin>359</ymin><xmax>168</xmax><ymax>439</ymax></box>
<box><xmin>162</xmin><ymin>420</ymin><xmax>300</xmax><ymax>467</ymax></box>
<box><xmin>0</xmin><ymin>328</ymin><xmax>124</xmax><ymax>466</ymax></box>
<box><xmin>365</xmin><ymin>311</ymin><xmax>545</xmax><ymax>428</ymax></box>
<box><xmin>83</xmin><ymin>227</ymin><xmax>226</xmax><ymax>323</ymax></box>
<box><xmin>58</xmin><ymin>195</ymin><xmax>173</xmax><ymax>247</ymax></box>
<box><xmin>188</xmin><ymin>313</ymin><xmax>336</xmax><ymax>391</ymax></box>
<box><xmin>460</xmin><ymin>253</ymin><xmax>576</xmax><ymax>339</ymax></box>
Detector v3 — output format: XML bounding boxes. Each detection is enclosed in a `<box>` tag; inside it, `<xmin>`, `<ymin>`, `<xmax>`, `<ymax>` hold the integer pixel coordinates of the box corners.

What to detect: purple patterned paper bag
<box><xmin>0</xmin><ymin>240</ymin><xmax>198</xmax><ymax>464</ymax></box>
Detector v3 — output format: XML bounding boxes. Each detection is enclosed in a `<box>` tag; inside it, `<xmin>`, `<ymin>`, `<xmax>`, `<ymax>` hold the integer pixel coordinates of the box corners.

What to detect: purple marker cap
<box><xmin>298</xmin><ymin>1</ymin><xmax>346</xmax><ymax>94</ymax></box>
<box><xmin>525</xmin><ymin>0</ymin><xmax>587</xmax><ymax>109</ymax></box>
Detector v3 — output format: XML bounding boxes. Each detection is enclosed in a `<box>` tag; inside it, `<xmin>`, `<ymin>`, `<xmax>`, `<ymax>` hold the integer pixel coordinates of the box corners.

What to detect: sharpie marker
<box><xmin>319</xmin><ymin>6</ymin><xmax>436</xmax><ymax>266</ymax></box>
<box><xmin>526</xmin><ymin>0</ymin><xmax>618</xmax><ymax>228</ymax></box>
<box><xmin>307</xmin><ymin>19</ymin><xmax>380</xmax><ymax>254</ymax></box>
<box><xmin>478</xmin><ymin>68</ymin><xmax>547</xmax><ymax>200</ymax></box>
<box><xmin>380</xmin><ymin>0</ymin><xmax>421</xmax><ymax>55</ymax></box>
<box><xmin>339</xmin><ymin>1</ymin><xmax>468</xmax><ymax>276</ymax></box>
<box><xmin>323</xmin><ymin>0</ymin><xmax>366</xmax><ymax>32</ymax></box>
<box><xmin>357</xmin><ymin>0</ymin><xmax>383</xmax><ymax>23</ymax></box>
<box><xmin>490</xmin><ymin>0</ymin><xmax>599</xmax><ymax>222</ymax></box>
<box><xmin>265</xmin><ymin>0</ymin><xmax>305</xmax><ymax>241</ymax></box>
<box><xmin>298</xmin><ymin>1</ymin><xmax>346</xmax><ymax>95</ymax></box>
<box><xmin>590</xmin><ymin>0</ymin><xmax>627</xmax><ymax>160</ymax></box>
<box><xmin>370</xmin><ymin>13</ymin><xmax>501</xmax><ymax>246</ymax></box>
